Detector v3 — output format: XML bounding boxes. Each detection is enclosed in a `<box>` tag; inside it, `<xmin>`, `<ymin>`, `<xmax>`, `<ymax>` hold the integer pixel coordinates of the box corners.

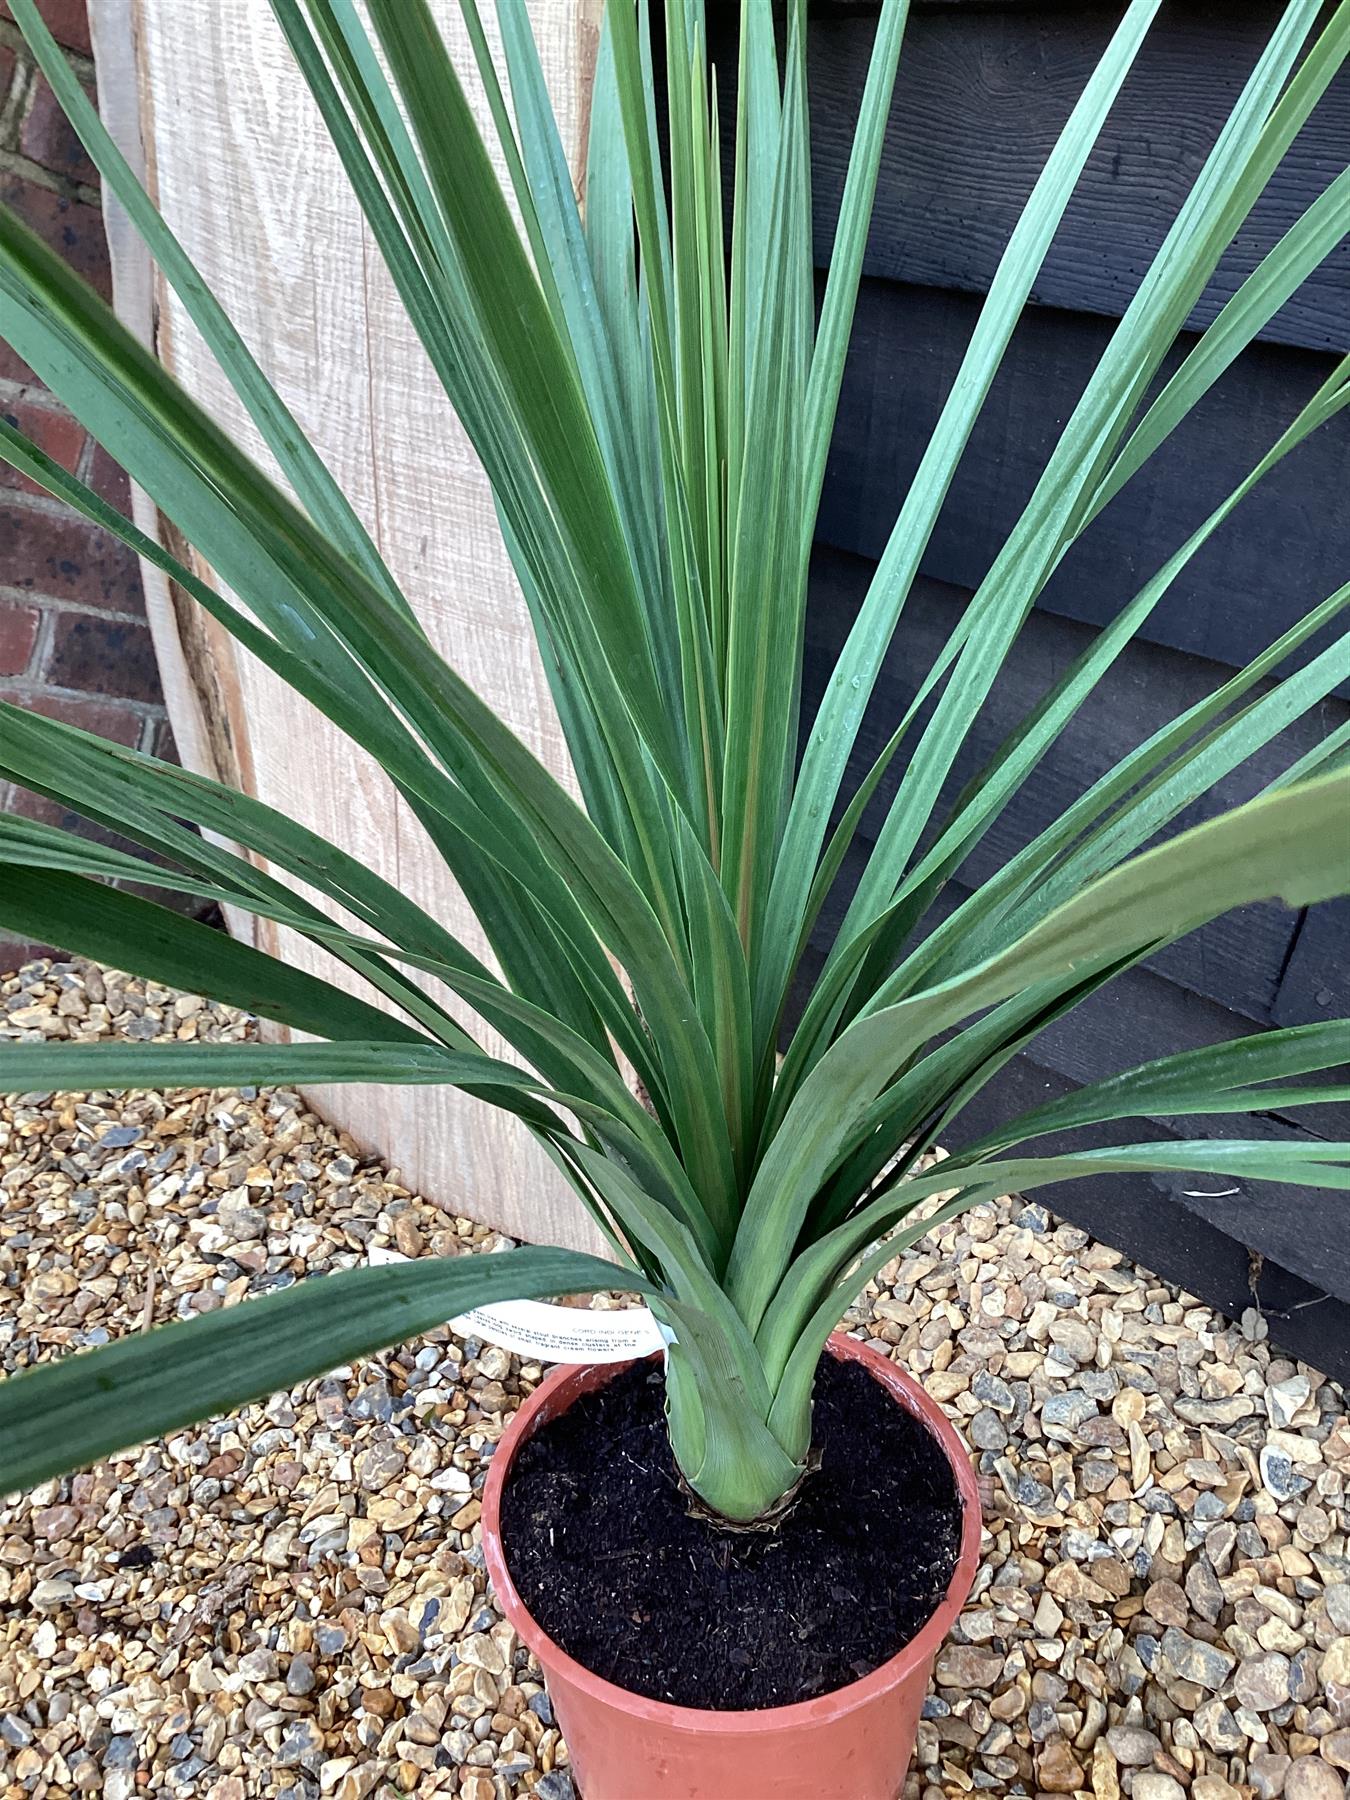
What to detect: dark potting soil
<box><xmin>498</xmin><ymin>1355</ymin><xmax>964</xmax><ymax>1710</ymax></box>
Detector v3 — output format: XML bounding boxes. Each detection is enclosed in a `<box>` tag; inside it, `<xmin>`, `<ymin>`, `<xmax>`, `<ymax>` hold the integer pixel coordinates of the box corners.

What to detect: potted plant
<box><xmin>0</xmin><ymin>0</ymin><xmax>1347</xmax><ymax>1794</ymax></box>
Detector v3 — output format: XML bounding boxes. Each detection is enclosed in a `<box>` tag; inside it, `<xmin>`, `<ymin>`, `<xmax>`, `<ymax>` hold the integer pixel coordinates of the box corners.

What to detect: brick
<box><xmin>0</xmin><ymin>600</ymin><xmax>40</xmax><ymax>676</ymax></box>
<box><xmin>3</xmin><ymin>781</ymin><xmax>83</xmax><ymax>831</ymax></box>
<box><xmin>0</xmin><ymin>503</ymin><xmax>142</xmax><ymax>610</ymax></box>
<box><xmin>0</xmin><ymin>393</ymin><xmax>86</xmax><ymax>495</ymax></box>
<box><xmin>0</xmin><ymin>783</ymin><xmax>217</xmax><ymax>936</ymax></box>
<box><xmin>0</xmin><ymin>684</ymin><xmax>144</xmax><ymax>745</ymax></box>
<box><xmin>45</xmin><ymin>608</ymin><xmax>159</xmax><ymax>702</ymax></box>
<box><xmin>0</xmin><ymin>937</ymin><xmax>61</xmax><ymax>971</ymax></box>
<box><xmin>0</xmin><ymin>689</ymin><xmax>145</xmax><ymax>842</ymax></box>
<box><xmin>150</xmin><ymin>716</ymin><xmax>183</xmax><ymax>765</ymax></box>
<box><xmin>85</xmin><ymin>441</ymin><xmax>131</xmax><ymax>512</ymax></box>
<box><xmin>0</xmin><ymin>176</ymin><xmax>110</xmax><ymax>300</ymax></box>
<box><xmin>0</xmin><ymin>1</ymin><xmax>92</xmax><ymax>56</ymax></box>
<box><xmin>0</xmin><ymin>343</ymin><xmax>38</xmax><ymax>386</ymax></box>
<box><xmin>3</xmin><ymin>777</ymin><xmax>131</xmax><ymax>844</ymax></box>
<box><xmin>21</xmin><ymin>71</ymin><xmax>99</xmax><ymax>189</ymax></box>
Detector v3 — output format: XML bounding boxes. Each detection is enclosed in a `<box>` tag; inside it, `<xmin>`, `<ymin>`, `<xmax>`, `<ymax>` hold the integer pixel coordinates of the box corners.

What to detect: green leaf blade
<box><xmin>0</xmin><ymin>1248</ymin><xmax>646</xmax><ymax>1493</ymax></box>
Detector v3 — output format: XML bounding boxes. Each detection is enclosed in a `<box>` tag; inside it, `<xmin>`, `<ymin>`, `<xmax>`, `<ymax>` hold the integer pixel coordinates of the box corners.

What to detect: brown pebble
<box><xmin>1144</xmin><ymin>1579</ymin><xmax>1190</xmax><ymax>1629</ymax></box>
<box><xmin>2</xmin><ymin>957</ymin><xmax>1345</xmax><ymax>1800</ymax></box>
<box><xmin>1036</xmin><ymin>1739</ymin><xmax>1086</xmax><ymax>1792</ymax></box>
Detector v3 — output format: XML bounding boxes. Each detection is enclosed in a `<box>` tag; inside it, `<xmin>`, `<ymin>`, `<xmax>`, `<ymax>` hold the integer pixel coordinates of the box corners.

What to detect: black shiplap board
<box><xmin>714</xmin><ymin>0</ymin><xmax>1350</xmax><ymax>1341</ymax></box>
<box><xmin>813</xmin><ymin>3</ymin><xmax>1136</xmax><ymax>12</ymax></box>
<box><xmin>709</xmin><ymin>2</ymin><xmax>1350</xmax><ymax>353</ymax></box>
<box><xmin>804</xmin><ymin>549</ymin><xmax>1350</xmax><ymax>1022</ymax></box>
<box><xmin>795</xmin><ymin>545</ymin><xmax>1350</xmax><ymax>1358</ymax></box>
<box><xmin>816</xmin><ymin>281</ymin><xmax>1350</xmax><ymax>686</ymax></box>
<box><xmin>809</xmin><ymin>832</ymin><xmax>1344</xmax><ymax>1128</ymax></box>
<box><xmin>944</xmin><ymin>1061</ymin><xmax>1350</xmax><ymax>1317</ymax></box>
<box><xmin>1272</xmin><ymin>897</ymin><xmax>1350</xmax><ymax>1026</ymax></box>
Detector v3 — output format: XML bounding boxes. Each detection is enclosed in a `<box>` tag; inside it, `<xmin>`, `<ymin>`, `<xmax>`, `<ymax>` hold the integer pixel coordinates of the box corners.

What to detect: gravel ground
<box><xmin>1</xmin><ymin>957</ymin><xmax>1347</xmax><ymax>1800</ymax></box>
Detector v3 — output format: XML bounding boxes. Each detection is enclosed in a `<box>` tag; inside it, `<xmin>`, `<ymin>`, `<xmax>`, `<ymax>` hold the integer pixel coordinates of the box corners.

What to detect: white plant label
<box><xmin>450</xmin><ymin>1299</ymin><xmax>669</xmax><ymax>1363</ymax></box>
<box><xmin>366</xmin><ymin>1245</ymin><xmax>670</xmax><ymax>1363</ymax></box>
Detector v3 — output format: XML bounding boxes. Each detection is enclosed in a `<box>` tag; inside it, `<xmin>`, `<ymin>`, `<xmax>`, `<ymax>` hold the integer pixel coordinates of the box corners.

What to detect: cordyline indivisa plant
<box><xmin>0</xmin><ymin>0</ymin><xmax>1348</xmax><ymax>1523</ymax></box>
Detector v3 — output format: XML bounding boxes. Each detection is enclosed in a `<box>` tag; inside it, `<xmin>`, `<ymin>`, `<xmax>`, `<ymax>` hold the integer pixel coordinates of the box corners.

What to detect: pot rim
<box><xmin>481</xmin><ymin>1329</ymin><xmax>982</xmax><ymax>1734</ymax></box>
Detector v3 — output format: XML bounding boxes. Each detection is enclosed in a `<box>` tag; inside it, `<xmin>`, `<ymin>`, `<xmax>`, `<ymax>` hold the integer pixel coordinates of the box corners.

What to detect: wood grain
<box><xmin>817</xmin><ymin>279</ymin><xmax>1350</xmax><ymax>685</ymax></box>
<box><xmin>804</xmin><ymin>551</ymin><xmax>1349</xmax><ymax>1026</ymax></box>
<box><xmin>788</xmin><ymin>910</ymin><xmax>1350</xmax><ymax>1367</ymax></box>
<box><xmin>711</xmin><ymin>3</ymin><xmax>1350</xmax><ymax>354</ymax></box>
<box><xmin>1272</xmin><ymin>898</ymin><xmax>1350</xmax><ymax>1029</ymax></box>
<box><xmin>90</xmin><ymin>0</ymin><xmax>607</xmax><ymax>1256</ymax></box>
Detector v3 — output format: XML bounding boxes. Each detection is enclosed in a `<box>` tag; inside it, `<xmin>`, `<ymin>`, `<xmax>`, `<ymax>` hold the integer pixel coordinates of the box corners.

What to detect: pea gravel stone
<box><xmin>2</xmin><ymin>958</ymin><xmax>1347</xmax><ymax>1800</ymax></box>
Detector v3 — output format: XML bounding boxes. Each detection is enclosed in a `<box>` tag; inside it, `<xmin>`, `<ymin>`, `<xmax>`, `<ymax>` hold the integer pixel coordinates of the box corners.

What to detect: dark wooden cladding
<box><xmin>817</xmin><ymin>280</ymin><xmax>1350</xmax><ymax>687</ymax></box>
<box><xmin>813</xmin><ymin>3</ymin><xmax>1126</xmax><ymax>10</ymax></box>
<box><xmin>792</xmin><ymin>898</ymin><xmax>1350</xmax><ymax>1374</ymax></box>
<box><xmin>924</xmin><ymin>1041</ymin><xmax>1350</xmax><ymax>1377</ymax></box>
<box><xmin>1272</xmin><ymin>898</ymin><xmax>1350</xmax><ymax>1027</ymax></box>
<box><xmin>804</xmin><ymin>552</ymin><xmax>1350</xmax><ymax>1027</ymax></box>
<box><xmin>712</xmin><ymin>4</ymin><xmax>1350</xmax><ymax>354</ymax></box>
<box><xmin>800</xmin><ymin>867</ymin><xmax>1350</xmax><ymax>1293</ymax></box>
<box><xmin>747</xmin><ymin>0</ymin><xmax>1350</xmax><ymax>1362</ymax></box>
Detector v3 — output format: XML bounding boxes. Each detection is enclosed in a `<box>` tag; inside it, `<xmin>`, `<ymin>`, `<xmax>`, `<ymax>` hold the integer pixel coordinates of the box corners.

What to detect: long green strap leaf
<box><xmin>811</xmin><ymin>364</ymin><xmax>1350</xmax><ymax>1043</ymax></box>
<box><xmin>0</xmin><ymin>1247</ymin><xmax>643</xmax><ymax>1492</ymax></box>
<box><xmin>1089</xmin><ymin>163</ymin><xmax>1350</xmax><ymax>522</ymax></box>
<box><xmin>0</xmin><ymin>411</ymin><xmax>645</xmax><ymax>1071</ymax></box>
<box><xmin>0</xmin><ymin>869</ymin><xmax>431</xmax><ymax>1048</ymax></box>
<box><xmin>490</xmin><ymin>0</ymin><xmax>680</xmax><ymax>713</ymax></box>
<box><xmin>8</xmin><ymin>0</ymin><xmax>411</xmax><ymax>621</ymax></box>
<box><xmin>991</xmin><ymin>592</ymin><xmax>1350</xmax><ymax>957</ymax></box>
<box><xmin>959</xmin><ymin>1022</ymin><xmax>1350</xmax><ymax>1156</ymax></box>
<box><xmin>784</xmin><ymin>0</ymin><xmax>1334</xmax><ymax>1032</ymax></box>
<box><xmin>0</xmin><ymin>1039</ymin><xmax>544</xmax><ymax>1097</ymax></box>
<box><xmin>893</xmin><ymin>580</ymin><xmax>1350</xmax><ymax>1002</ymax></box>
<box><xmin>766</xmin><ymin>1185</ymin><xmax>1002</xmax><ymax>1460</ymax></box>
<box><xmin>810</xmin><ymin>958</ymin><xmax>1137</xmax><ymax>1230</ymax></box>
<box><xmin>762</xmin><ymin>1137</ymin><xmax>1350</xmax><ymax>1400</ymax></box>
<box><xmin>757</xmin><ymin>0</ymin><xmax>1164</xmax><ymax>1036</ymax></box>
<box><xmin>730</xmin><ymin>771</ymin><xmax>1350</xmax><ymax>1328</ymax></box>
<box><xmin>363</xmin><ymin>0</ymin><xmax>684</xmax><ymax>800</ymax></box>
<box><xmin>0</xmin><ymin>697</ymin><xmax>503</xmax><ymax>1055</ymax></box>
<box><xmin>721</xmin><ymin>16</ymin><xmax>810</xmax><ymax>961</ymax></box>
<box><xmin>0</xmin><ymin>810</ymin><xmax>677</xmax><ymax>1147</ymax></box>
<box><xmin>0</xmin><ymin>207</ymin><xmax>728</xmax><ymax>1182</ymax></box>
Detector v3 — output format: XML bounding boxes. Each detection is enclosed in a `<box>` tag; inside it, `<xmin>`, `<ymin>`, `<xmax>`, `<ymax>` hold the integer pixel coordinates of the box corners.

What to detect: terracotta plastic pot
<box><xmin>482</xmin><ymin>1331</ymin><xmax>982</xmax><ymax>1800</ymax></box>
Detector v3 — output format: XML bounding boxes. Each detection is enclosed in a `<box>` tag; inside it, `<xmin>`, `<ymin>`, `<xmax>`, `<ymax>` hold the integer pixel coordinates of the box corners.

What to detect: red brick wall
<box><xmin>0</xmin><ymin>0</ymin><xmax>187</xmax><ymax>967</ymax></box>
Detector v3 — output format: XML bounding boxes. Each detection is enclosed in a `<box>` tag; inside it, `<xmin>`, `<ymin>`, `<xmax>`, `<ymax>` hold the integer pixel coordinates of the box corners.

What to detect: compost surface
<box><xmin>499</xmin><ymin>1355</ymin><xmax>964</xmax><ymax>1709</ymax></box>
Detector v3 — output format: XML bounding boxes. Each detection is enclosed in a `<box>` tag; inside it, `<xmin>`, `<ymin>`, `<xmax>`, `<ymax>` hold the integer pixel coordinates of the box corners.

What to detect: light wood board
<box><xmin>89</xmin><ymin>0</ymin><xmax>609</xmax><ymax>1256</ymax></box>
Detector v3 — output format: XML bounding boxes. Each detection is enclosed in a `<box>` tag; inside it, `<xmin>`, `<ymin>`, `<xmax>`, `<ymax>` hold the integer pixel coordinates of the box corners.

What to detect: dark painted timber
<box><xmin>796</xmin><ymin>556</ymin><xmax>1350</xmax><ymax>1377</ymax></box>
<box><xmin>817</xmin><ymin>281</ymin><xmax>1350</xmax><ymax>689</ymax></box>
<box><xmin>720</xmin><ymin>0</ymin><xmax>1350</xmax><ymax>1371</ymax></box>
<box><xmin>713</xmin><ymin>5</ymin><xmax>1350</xmax><ymax>353</ymax></box>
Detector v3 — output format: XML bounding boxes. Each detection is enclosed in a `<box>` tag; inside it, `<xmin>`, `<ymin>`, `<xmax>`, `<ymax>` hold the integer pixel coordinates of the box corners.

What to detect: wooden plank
<box><xmin>796</xmin><ymin>545</ymin><xmax>1350</xmax><ymax>1312</ymax></box>
<box><xmin>974</xmin><ymin>951</ymin><xmax>1350</xmax><ymax>1140</ymax></box>
<box><xmin>86</xmin><ymin>3</ymin><xmax>238</xmax><ymax>804</ymax></box>
<box><xmin>816</xmin><ymin>280</ymin><xmax>1350</xmax><ymax>685</ymax></box>
<box><xmin>711</xmin><ymin>3</ymin><xmax>1350</xmax><ymax>354</ymax></box>
<box><xmin>91</xmin><ymin>0</ymin><xmax>607</xmax><ymax>1256</ymax></box>
<box><xmin>813</xmin><ymin>3</ymin><xmax>1123</xmax><ymax>10</ymax></box>
<box><xmin>1273</xmin><ymin>898</ymin><xmax>1350</xmax><ymax>1027</ymax></box>
<box><xmin>804</xmin><ymin>551</ymin><xmax>1348</xmax><ymax>1022</ymax></box>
